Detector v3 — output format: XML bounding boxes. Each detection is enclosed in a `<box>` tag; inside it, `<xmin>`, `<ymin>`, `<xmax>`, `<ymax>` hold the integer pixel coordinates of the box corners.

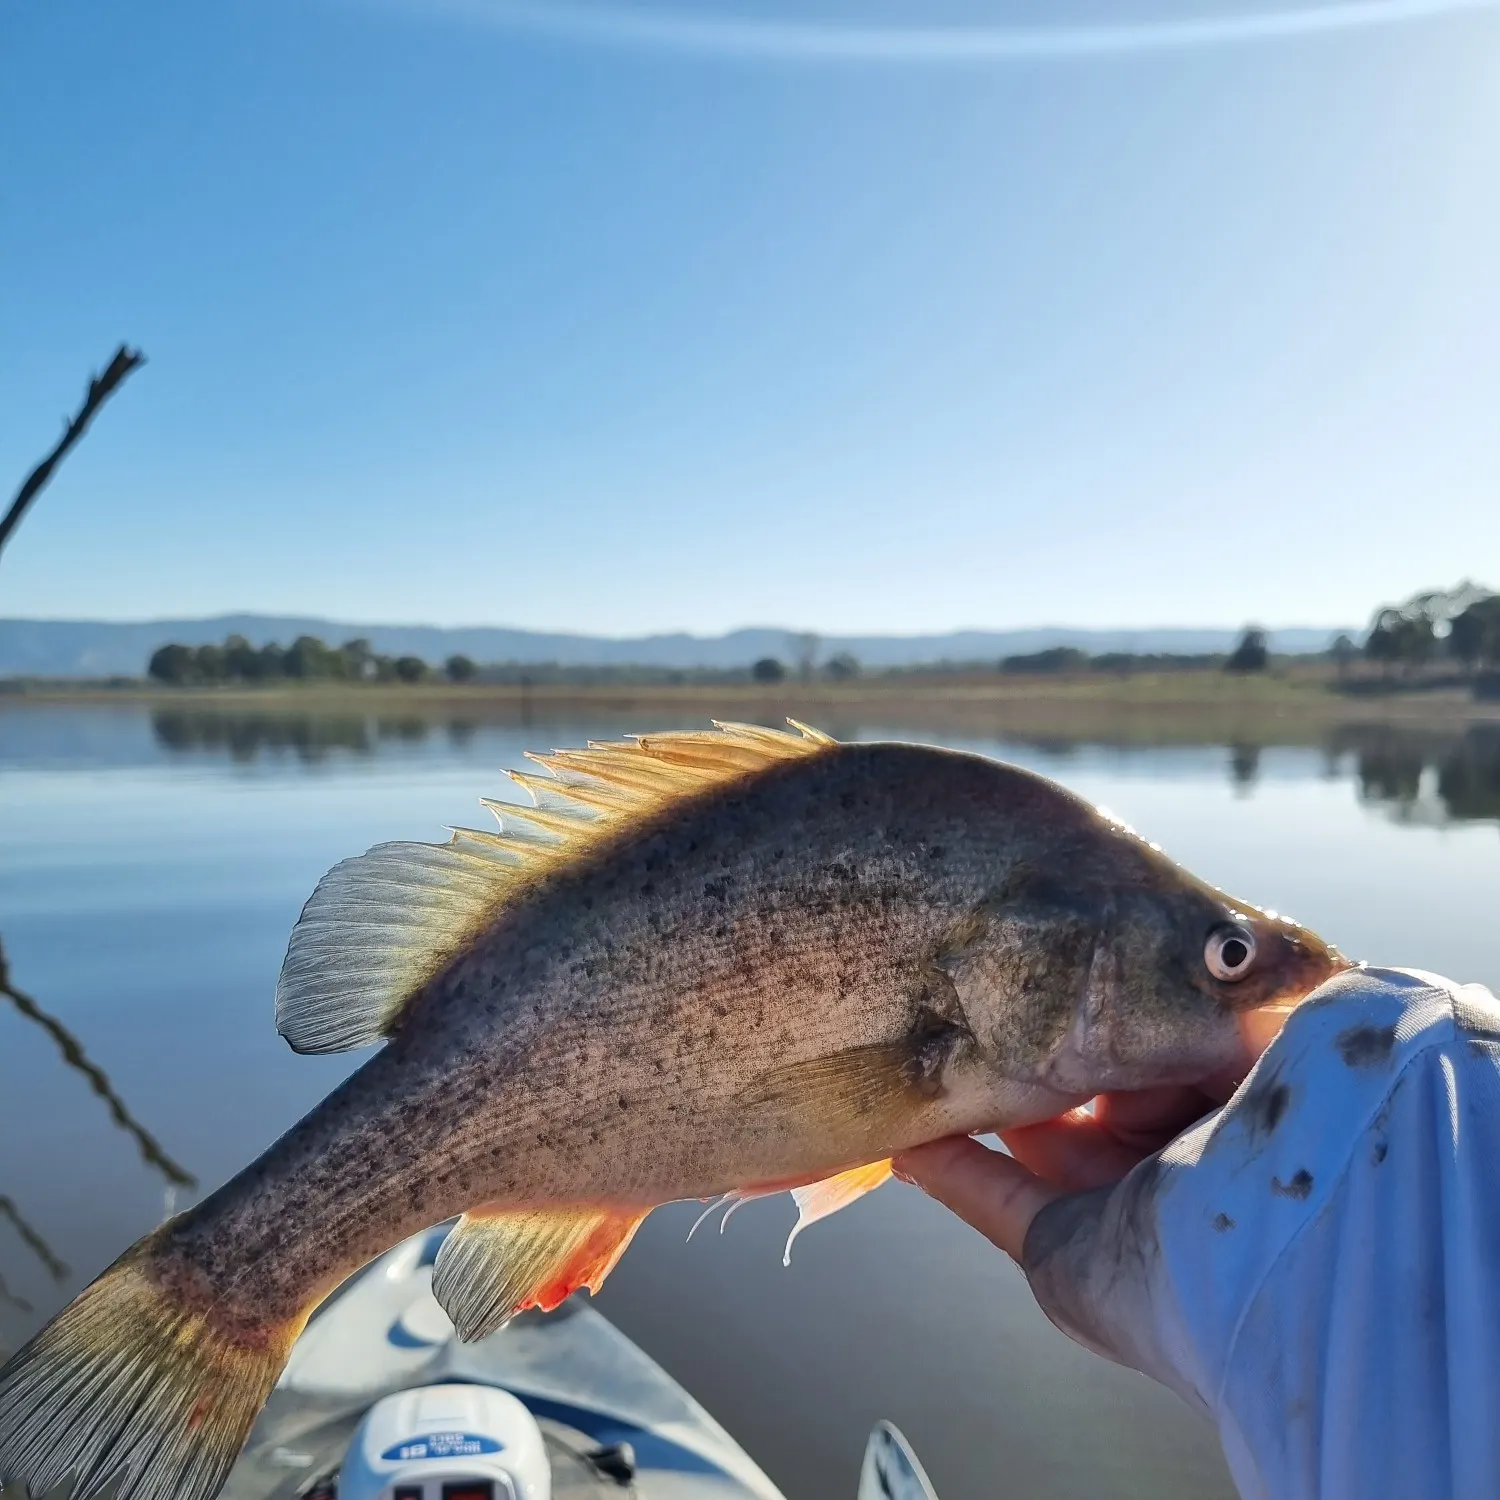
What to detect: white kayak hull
<box><xmin>222</xmin><ymin>1226</ymin><xmax>787</xmax><ymax>1500</ymax></box>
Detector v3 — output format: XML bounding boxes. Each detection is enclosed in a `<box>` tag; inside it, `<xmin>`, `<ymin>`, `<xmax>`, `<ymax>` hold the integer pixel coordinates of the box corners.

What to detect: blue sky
<box><xmin>2</xmin><ymin>0</ymin><xmax>1497</xmax><ymax>635</ymax></box>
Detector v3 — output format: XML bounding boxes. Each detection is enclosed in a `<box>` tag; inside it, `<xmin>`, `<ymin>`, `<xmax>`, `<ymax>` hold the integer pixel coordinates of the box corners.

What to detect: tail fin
<box><xmin>0</xmin><ymin>1230</ymin><xmax>306</xmax><ymax>1500</ymax></box>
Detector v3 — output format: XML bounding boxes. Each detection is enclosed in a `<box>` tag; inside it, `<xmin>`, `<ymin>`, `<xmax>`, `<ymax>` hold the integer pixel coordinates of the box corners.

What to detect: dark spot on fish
<box><xmin>1212</xmin><ymin>1212</ymin><xmax>1235</xmax><ymax>1232</ymax></box>
<box><xmin>1371</xmin><ymin>1141</ymin><xmax>1388</xmax><ymax>1166</ymax></box>
<box><xmin>617</xmin><ymin>1095</ymin><xmax>629</xmax><ymax>1111</ymax></box>
<box><xmin>839</xmin><ymin>791</ymin><xmax>856</xmax><ymax>810</ymax></box>
<box><xmin>640</xmin><ymin>881</ymin><xmax>655</xmax><ymax>896</ymax></box>
<box><xmin>1272</xmin><ymin>1169</ymin><xmax>1314</xmax><ymax>1199</ymax></box>
<box><xmin>1337</xmin><ymin>1023</ymin><xmax>1396</xmax><ymax>1068</ymax></box>
<box><xmin>929</xmin><ymin>845</ymin><xmax>946</xmax><ymax>860</ymax></box>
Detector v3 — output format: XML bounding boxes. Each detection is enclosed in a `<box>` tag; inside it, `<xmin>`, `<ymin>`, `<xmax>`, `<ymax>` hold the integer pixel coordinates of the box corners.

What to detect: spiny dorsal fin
<box><xmin>432</xmin><ymin>1205</ymin><xmax>649</xmax><ymax>1340</ymax></box>
<box><xmin>275</xmin><ymin>720</ymin><xmax>834</xmax><ymax>1053</ymax></box>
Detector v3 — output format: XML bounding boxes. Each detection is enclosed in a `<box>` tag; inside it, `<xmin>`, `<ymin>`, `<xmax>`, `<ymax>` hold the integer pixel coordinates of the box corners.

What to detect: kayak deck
<box><xmin>223</xmin><ymin>1227</ymin><xmax>786</xmax><ymax>1500</ymax></box>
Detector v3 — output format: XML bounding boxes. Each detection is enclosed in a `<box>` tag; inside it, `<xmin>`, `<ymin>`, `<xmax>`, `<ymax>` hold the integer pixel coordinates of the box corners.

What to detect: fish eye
<box><xmin>1206</xmin><ymin>924</ymin><xmax>1257</xmax><ymax>982</ymax></box>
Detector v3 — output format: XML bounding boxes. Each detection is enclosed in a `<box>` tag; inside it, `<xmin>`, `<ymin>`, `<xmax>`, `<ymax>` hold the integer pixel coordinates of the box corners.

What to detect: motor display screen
<box><xmin>393</xmin><ymin>1488</ymin><xmax>424</xmax><ymax>1500</ymax></box>
<box><xmin>440</xmin><ymin>1483</ymin><xmax>493</xmax><ymax>1500</ymax></box>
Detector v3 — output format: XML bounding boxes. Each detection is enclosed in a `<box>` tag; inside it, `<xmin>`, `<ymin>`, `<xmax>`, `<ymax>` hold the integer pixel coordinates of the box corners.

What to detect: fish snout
<box><xmin>1241</xmin><ymin>912</ymin><xmax>1353</xmax><ymax>1007</ymax></box>
<box><xmin>1221</xmin><ymin>913</ymin><xmax>1354</xmax><ymax>1059</ymax></box>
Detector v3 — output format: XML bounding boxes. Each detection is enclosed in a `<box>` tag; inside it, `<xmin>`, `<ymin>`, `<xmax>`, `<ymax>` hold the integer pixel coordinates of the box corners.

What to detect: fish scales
<box><xmin>0</xmin><ymin>725</ymin><xmax>1349</xmax><ymax>1500</ymax></box>
<box><xmin>169</xmin><ymin>743</ymin><xmax>1030</xmax><ymax>1321</ymax></box>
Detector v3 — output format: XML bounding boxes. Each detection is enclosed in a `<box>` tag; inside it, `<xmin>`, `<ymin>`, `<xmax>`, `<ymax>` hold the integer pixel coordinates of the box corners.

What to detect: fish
<box><xmin>0</xmin><ymin>721</ymin><xmax>1348</xmax><ymax>1500</ymax></box>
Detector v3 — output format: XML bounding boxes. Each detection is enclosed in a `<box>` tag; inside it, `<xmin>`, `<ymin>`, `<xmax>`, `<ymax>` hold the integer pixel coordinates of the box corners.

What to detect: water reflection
<box><xmin>0</xmin><ymin>937</ymin><xmax>195</xmax><ymax>1346</ymax></box>
<box><xmin>147</xmin><ymin>710</ymin><xmax>520</xmax><ymax>761</ymax></box>
<box><xmin>0</xmin><ymin>1195</ymin><xmax>66</xmax><ymax>1315</ymax></box>
<box><xmin>150</xmin><ymin>709</ymin><xmax>384</xmax><ymax>760</ymax></box>
<box><xmin>0</xmin><ymin>940</ymin><xmax>194</xmax><ymax>1191</ymax></box>
<box><xmin>1334</xmin><ymin>725</ymin><xmax>1500</xmax><ymax>827</ymax></box>
<box><xmin>144</xmin><ymin>709</ymin><xmax>1500</xmax><ymax>830</ymax></box>
<box><xmin>1229</xmin><ymin>744</ymin><xmax>1260</xmax><ymax>791</ymax></box>
<box><xmin>8</xmin><ymin>701</ymin><xmax>1500</xmax><ymax>1499</ymax></box>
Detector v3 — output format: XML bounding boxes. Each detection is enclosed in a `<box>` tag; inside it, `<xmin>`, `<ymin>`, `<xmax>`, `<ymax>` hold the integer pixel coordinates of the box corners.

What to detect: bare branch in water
<box><xmin>0</xmin><ymin>344</ymin><xmax>146</xmax><ymax>564</ymax></box>
<box><xmin>0</xmin><ymin>939</ymin><xmax>196</xmax><ymax>1189</ymax></box>
<box><xmin>0</xmin><ymin>1199</ymin><xmax>66</xmax><ymax>1283</ymax></box>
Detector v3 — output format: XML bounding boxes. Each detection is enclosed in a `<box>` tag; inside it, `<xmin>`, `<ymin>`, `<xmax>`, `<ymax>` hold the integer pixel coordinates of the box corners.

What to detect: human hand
<box><xmin>893</xmin><ymin>1004</ymin><xmax>1290</xmax><ymax>1263</ymax></box>
<box><xmin>899</xmin><ymin>970</ymin><xmax>1500</xmax><ymax>1500</ymax></box>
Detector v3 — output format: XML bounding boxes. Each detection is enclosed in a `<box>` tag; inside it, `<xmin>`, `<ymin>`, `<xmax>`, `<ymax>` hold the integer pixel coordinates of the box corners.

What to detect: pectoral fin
<box><xmin>784</xmin><ymin>1160</ymin><xmax>894</xmax><ymax>1265</ymax></box>
<box><xmin>431</xmin><ymin>1205</ymin><xmax>649</xmax><ymax>1340</ymax></box>
<box><xmin>739</xmin><ymin>1024</ymin><xmax>968</xmax><ymax>1135</ymax></box>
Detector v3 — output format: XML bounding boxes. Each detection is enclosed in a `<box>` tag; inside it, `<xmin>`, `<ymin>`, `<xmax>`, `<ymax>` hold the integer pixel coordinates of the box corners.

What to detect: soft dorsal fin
<box><xmin>275</xmin><ymin>720</ymin><xmax>835</xmax><ymax>1053</ymax></box>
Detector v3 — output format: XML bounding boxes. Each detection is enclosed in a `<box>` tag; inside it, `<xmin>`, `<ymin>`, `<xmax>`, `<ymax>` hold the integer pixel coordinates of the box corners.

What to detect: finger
<box><xmin>893</xmin><ymin>1136</ymin><xmax>1065</xmax><ymax>1262</ymax></box>
<box><xmin>1002</xmin><ymin>1112</ymin><xmax>1149</xmax><ymax>1192</ymax></box>
<box><xmin>1092</xmin><ymin>1086</ymin><xmax>1212</xmax><ymax>1153</ymax></box>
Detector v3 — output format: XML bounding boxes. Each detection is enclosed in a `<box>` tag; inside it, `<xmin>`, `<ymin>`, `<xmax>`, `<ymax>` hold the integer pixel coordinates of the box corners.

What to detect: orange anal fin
<box><xmin>431</xmin><ymin>1205</ymin><xmax>650</xmax><ymax>1341</ymax></box>
<box><xmin>784</xmin><ymin>1160</ymin><xmax>893</xmax><ymax>1266</ymax></box>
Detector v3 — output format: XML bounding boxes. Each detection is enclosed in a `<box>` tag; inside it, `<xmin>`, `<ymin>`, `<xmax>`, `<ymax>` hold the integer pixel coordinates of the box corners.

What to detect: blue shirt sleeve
<box><xmin>1021</xmin><ymin>967</ymin><xmax>1500</xmax><ymax>1500</ymax></box>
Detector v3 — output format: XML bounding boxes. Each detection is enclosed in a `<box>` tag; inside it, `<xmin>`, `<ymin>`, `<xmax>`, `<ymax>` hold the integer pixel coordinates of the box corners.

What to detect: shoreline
<box><xmin>4</xmin><ymin>672</ymin><xmax>1498</xmax><ymax>745</ymax></box>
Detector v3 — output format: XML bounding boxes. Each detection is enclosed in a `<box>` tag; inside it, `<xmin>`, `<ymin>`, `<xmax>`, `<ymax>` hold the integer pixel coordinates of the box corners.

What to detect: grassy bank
<box><xmin>5</xmin><ymin>667</ymin><xmax>1498</xmax><ymax>746</ymax></box>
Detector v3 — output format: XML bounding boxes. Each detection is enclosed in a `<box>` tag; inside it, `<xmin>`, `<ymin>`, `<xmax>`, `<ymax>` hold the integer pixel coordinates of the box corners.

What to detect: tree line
<box><xmin>997</xmin><ymin>640</ymin><xmax>1266</xmax><ymax>675</ymax></box>
<box><xmin>138</xmin><ymin>632</ymin><xmax>1290</xmax><ymax>686</ymax></box>
<box><xmin>145</xmin><ymin>589</ymin><xmax>1500</xmax><ymax>690</ymax></box>
<box><xmin>146</xmin><ymin>633</ymin><xmax>865</xmax><ymax>688</ymax></box>
<box><xmin>148</xmin><ymin>634</ymin><xmax>479</xmax><ymax>686</ymax></box>
<box><xmin>1363</xmin><ymin>582</ymin><xmax>1500</xmax><ymax>675</ymax></box>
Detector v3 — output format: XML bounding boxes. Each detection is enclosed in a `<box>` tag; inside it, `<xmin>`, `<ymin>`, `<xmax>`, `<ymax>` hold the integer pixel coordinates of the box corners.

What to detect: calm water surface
<box><xmin>3</xmin><ymin>705</ymin><xmax>1498</xmax><ymax>1500</ymax></box>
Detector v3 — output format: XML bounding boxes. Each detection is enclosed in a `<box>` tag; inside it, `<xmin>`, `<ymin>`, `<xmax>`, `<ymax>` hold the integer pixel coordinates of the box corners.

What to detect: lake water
<box><xmin>2</xmin><ymin>704</ymin><xmax>1498</xmax><ymax>1500</ymax></box>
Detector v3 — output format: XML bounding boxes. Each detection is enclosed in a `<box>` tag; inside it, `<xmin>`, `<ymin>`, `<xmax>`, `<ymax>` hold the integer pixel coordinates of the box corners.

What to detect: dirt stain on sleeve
<box><xmin>1242</xmin><ymin>1068</ymin><xmax>1291</xmax><ymax>1141</ymax></box>
<box><xmin>1272</xmin><ymin>1168</ymin><xmax>1314</xmax><ymax>1200</ymax></box>
<box><xmin>1337</xmin><ymin>1023</ymin><xmax>1396</xmax><ymax>1069</ymax></box>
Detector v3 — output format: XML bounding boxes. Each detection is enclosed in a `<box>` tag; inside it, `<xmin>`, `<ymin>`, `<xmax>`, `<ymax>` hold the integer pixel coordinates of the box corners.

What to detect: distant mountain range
<box><xmin>0</xmin><ymin>615</ymin><xmax>1357</xmax><ymax>679</ymax></box>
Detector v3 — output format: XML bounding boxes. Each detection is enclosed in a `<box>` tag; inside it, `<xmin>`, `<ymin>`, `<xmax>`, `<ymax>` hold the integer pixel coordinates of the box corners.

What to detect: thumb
<box><xmin>892</xmin><ymin>1136</ymin><xmax>1066</xmax><ymax>1262</ymax></box>
<box><xmin>900</xmin><ymin>1140</ymin><xmax>1200</xmax><ymax>1406</ymax></box>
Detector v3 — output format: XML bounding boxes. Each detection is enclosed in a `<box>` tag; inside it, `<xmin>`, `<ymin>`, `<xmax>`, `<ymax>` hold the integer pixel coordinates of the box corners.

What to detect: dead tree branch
<box><xmin>0</xmin><ymin>345</ymin><xmax>146</xmax><ymax>563</ymax></box>
<box><xmin>0</xmin><ymin>939</ymin><xmax>195</xmax><ymax>1189</ymax></box>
